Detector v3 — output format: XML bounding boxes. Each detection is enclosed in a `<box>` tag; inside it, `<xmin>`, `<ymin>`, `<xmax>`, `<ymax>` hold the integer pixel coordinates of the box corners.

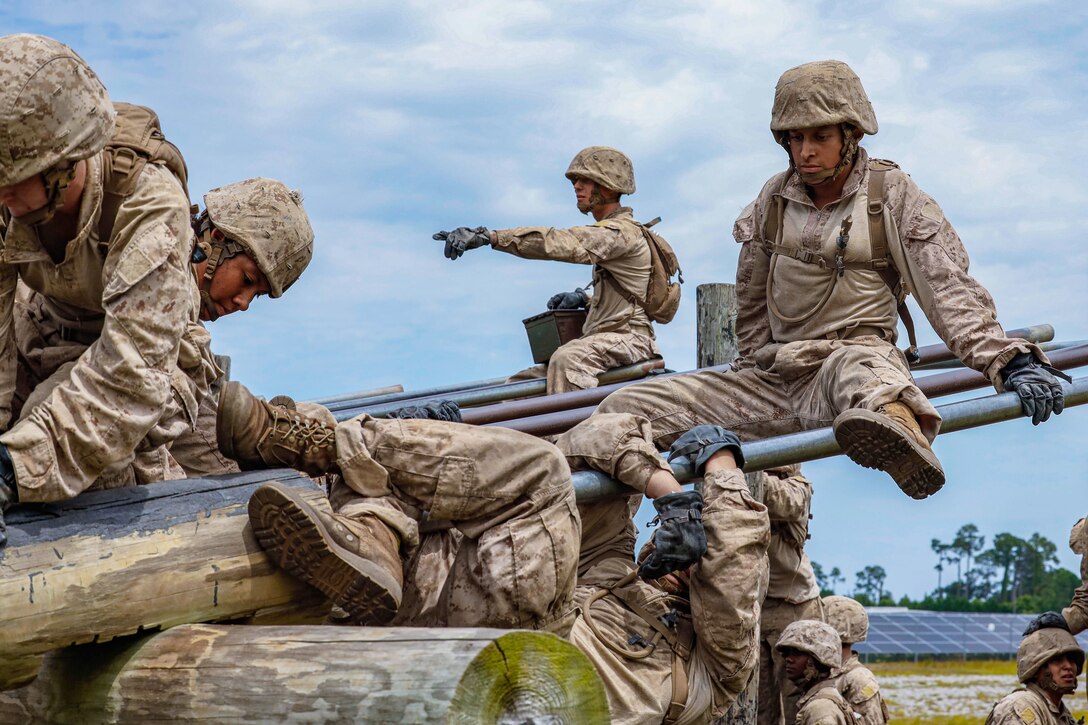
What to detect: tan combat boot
<box><xmin>248</xmin><ymin>482</ymin><xmax>403</xmax><ymax>625</ymax></box>
<box><xmin>833</xmin><ymin>401</ymin><xmax>945</xmax><ymax>500</ymax></box>
<box><xmin>217</xmin><ymin>381</ymin><xmax>338</xmax><ymax>477</ymax></box>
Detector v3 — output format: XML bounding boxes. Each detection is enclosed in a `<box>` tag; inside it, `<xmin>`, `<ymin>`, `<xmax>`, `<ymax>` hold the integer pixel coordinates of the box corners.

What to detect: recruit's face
<box><xmin>787</xmin><ymin>125</ymin><xmax>845</xmax><ymax>179</ymax></box>
<box><xmin>201</xmin><ymin>252</ymin><xmax>271</xmax><ymax>321</ymax></box>
<box><xmin>1039</xmin><ymin>653</ymin><xmax>1080</xmax><ymax>694</ymax></box>
<box><xmin>780</xmin><ymin>648</ymin><xmax>812</xmax><ymax>681</ymax></box>
<box><xmin>0</xmin><ymin>173</ymin><xmax>48</xmax><ymax>218</ymax></box>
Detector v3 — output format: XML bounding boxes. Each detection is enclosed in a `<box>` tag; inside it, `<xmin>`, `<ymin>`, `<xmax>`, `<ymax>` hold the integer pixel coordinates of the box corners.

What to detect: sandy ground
<box><xmin>880</xmin><ymin>671</ymin><xmax>1086</xmax><ymax>719</ymax></box>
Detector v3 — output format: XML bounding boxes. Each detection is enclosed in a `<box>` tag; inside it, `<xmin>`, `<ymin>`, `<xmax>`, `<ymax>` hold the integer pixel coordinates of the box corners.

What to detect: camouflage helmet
<box><xmin>565</xmin><ymin>146</ymin><xmax>635</xmax><ymax>195</ymax></box>
<box><xmin>203</xmin><ymin>178</ymin><xmax>314</xmax><ymax>298</ymax></box>
<box><xmin>824</xmin><ymin>596</ymin><xmax>869</xmax><ymax>644</ymax></box>
<box><xmin>1070</xmin><ymin>516</ymin><xmax>1086</xmax><ymax>556</ymax></box>
<box><xmin>775</xmin><ymin>619</ymin><xmax>843</xmax><ymax>671</ymax></box>
<box><xmin>0</xmin><ymin>34</ymin><xmax>115</xmax><ymax>187</ymax></box>
<box><xmin>770</xmin><ymin>60</ymin><xmax>878</xmax><ymax>136</ymax></box>
<box><xmin>1017</xmin><ymin>627</ymin><xmax>1084</xmax><ymax>683</ymax></box>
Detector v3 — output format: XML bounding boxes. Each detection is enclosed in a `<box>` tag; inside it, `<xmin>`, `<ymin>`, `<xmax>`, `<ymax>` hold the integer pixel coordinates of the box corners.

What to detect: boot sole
<box><xmin>248</xmin><ymin>483</ymin><xmax>401</xmax><ymax>625</ymax></box>
<box><xmin>833</xmin><ymin>409</ymin><xmax>945</xmax><ymax>500</ymax></box>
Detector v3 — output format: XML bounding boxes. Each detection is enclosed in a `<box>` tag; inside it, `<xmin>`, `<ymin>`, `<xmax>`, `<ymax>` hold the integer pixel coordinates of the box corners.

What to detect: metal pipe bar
<box><xmin>909</xmin><ymin>324</ymin><xmax>1052</xmax><ymax>368</ymax></box>
<box><xmin>317</xmin><ymin>376</ymin><xmax>509</xmax><ymax>409</ymax></box>
<box><xmin>310</xmin><ymin>384</ymin><xmax>404</xmax><ymax>405</ymax></box>
<box><xmin>571</xmin><ymin>376</ymin><xmax>1088</xmax><ymax>503</ymax></box>
<box><xmin>911</xmin><ymin>339</ymin><xmax>1082</xmax><ymax>371</ymax></box>
<box><xmin>500</xmin><ymin>343</ymin><xmax>1088</xmax><ymax>437</ymax></box>
<box><xmin>332</xmin><ymin>358</ymin><xmax>664</xmax><ymax>421</ymax></box>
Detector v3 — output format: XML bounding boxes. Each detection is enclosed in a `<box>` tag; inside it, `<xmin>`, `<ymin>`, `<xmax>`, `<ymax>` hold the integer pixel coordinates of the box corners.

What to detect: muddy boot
<box><xmin>833</xmin><ymin>402</ymin><xmax>944</xmax><ymax>500</ymax></box>
<box><xmin>217</xmin><ymin>381</ymin><xmax>338</xmax><ymax>477</ymax></box>
<box><xmin>248</xmin><ymin>482</ymin><xmax>403</xmax><ymax>625</ymax></box>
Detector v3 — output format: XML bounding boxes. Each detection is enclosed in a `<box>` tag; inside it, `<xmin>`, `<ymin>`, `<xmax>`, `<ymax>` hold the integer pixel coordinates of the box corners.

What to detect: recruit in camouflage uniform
<box><xmin>217</xmin><ymin>387</ymin><xmax>769</xmax><ymax>724</ymax></box>
<box><xmin>0</xmin><ymin>35</ymin><xmax>216</xmax><ymax>536</ymax></box>
<box><xmin>218</xmin><ymin>381</ymin><xmax>581</xmax><ymax>633</ymax></box>
<box><xmin>1062</xmin><ymin>516</ymin><xmax>1087</xmax><ymax>636</ymax></box>
<box><xmin>757</xmin><ymin>465</ymin><xmax>826</xmax><ymax>725</ymax></box>
<box><xmin>987</xmin><ymin>624</ymin><xmax>1083</xmax><ymax>725</ymax></box>
<box><xmin>559</xmin><ymin>421</ymin><xmax>769</xmax><ymax>723</ymax></box>
<box><xmin>564</xmin><ymin>60</ymin><xmax>1067</xmax><ymax>501</ymax></box>
<box><xmin>824</xmin><ymin>595</ymin><xmax>889</xmax><ymax>724</ymax></box>
<box><xmin>168</xmin><ymin>177</ymin><xmax>315</xmax><ymax>477</ymax></box>
<box><xmin>434</xmin><ymin>147</ymin><xmax>665</xmax><ymax>394</ymax></box>
<box><xmin>775</xmin><ymin>619</ymin><xmax>855</xmax><ymax>725</ymax></box>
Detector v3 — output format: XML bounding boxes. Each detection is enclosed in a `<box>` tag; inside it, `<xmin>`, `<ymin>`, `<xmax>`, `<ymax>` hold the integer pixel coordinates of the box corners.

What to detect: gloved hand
<box><xmin>638</xmin><ymin>490</ymin><xmax>707</xmax><ymax>580</ymax></box>
<box><xmin>546</xmin><ymin>288</ymin><xmax>589</xmax><ymax>311</ymax></box>
<box><xmin>433</xmin><ymin>226</ymin><xmax>491</xmax><ymax>260</ymax></box>
<box><xmin>0</xmin><ymin>443</ymin><xmax>19</xmax><ymax>549</ymax></box>
<box><xmin>1000</xmin><ymin>352</ymin><xmax>1072</xmax><ymax>425</ymax></box>
<box><xmin>1023</xmin><ymin>611</ymin><xmax>1069</xmax><ymax>636</ymax></box>
<box><xmin>390</xmin><ymin>400</ymin><xmax>462</xmax><ymax>423</ymax></box>
<box><xmin>667</xmin><ymin>424</ymin><xmax>745</xmax><ymax>475</ymax></box>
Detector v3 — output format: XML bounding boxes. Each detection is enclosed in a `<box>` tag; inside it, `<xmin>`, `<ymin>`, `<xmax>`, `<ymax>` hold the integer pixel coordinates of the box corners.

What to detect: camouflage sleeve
<box><xmin>553</xmin><ymin>412</ymin><xmax>669</xmax><ymax>494</ymax></box>
<box><xmin>689</xmin><ymin>467</ymin><xmax>770</xmax><ymax>712</ymax></box>
<box><xmin>761</xmin><ymin>466</ymin><xmax>811</xmax><ymax>525</ymax></box>
<box><xmin>842</xmin><ymin>669</ymin><xmax>889</xmax><ymax>725</ymax></box>
<box><xmin>1062</xmin><ymin>517</ymin><xmax>1088</xmax><ymax>634</ymax></box>
<box><xmin>491</xmin><ymin>223</ymin><xmax>634</xmax><ymax>265</ymax></box>
<box><xmin>733</xmin><ymin>199</ymin><xmax>773</xmax><ymax>364</ymax></box>
<box><xmin>0</xmin><ymin>262</ymin><xmax>16</xmax><ymax>431</ymax></box>
<box><xmin>797</xmin><ymin>698</ymin><xmax>851</xmax><ymax>725</ymax></box>
<box><xmin>884</xmin><ymin>173</ymin><xmax>1046</xmax><ymax>389</ymax></box>
<box><xmin>0</xmin><ymin>165</ymin><xmax>197</xmax><ymax>501</ymax></box>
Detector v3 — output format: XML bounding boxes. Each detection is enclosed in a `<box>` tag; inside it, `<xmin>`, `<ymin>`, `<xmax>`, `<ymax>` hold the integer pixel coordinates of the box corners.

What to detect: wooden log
<box><xmin>0</xmin><ymin>471</ymin><xmax>333</xmax><ymax>691</ymax></box>
<box><xmin>697</xmin><ymin>282</ymin><xmax>760</xmax><ymax>724</ymax></box>
<box><xmin>0</xmin><ymin>624</ymin><xmax>610</xmax><ymax>724</ymax></box>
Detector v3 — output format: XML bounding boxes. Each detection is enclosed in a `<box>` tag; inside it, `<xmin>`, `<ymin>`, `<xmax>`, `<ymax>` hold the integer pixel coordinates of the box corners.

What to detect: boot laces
<box><xmin>269</xmin><ymin>405</ymin><xmax>336</xmax><ymax>452</ymax></box>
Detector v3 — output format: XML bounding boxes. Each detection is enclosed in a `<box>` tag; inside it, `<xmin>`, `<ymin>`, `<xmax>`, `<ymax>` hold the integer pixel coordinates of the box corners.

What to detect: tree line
<box><xmin>812</xmin><ymin>523</ymin><xmax>1079</xmax><ymax>613</ymax></box>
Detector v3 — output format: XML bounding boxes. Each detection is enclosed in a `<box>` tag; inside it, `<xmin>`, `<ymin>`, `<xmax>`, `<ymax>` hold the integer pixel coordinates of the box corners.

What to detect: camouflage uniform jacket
<box><xmin>0</xmin><ymin>153</ymin><xmax>216</xmax><ymax>501</ymax></box>
<box><xmin>763</xmin><ymin>465</ymin><xmax>820</xmax><ymax>603</ymax></box>
<box><xmin>567</xmin><ymin>468</ymin><xmax>769</xmax><ymax>724</ymax></box>
<box><xmin>833</xmin><ymin>654</ymin><xmax>889</xmax><ymax>725</ymax></box>
<box><xmin>795</xmin><ymin>678</ymin><xmax>854</xmax><ymax>725</ymax></box>
<box><xmin>491</xmin><ymin>207</ymin><xmax>655</xmax><ymax>337</ymax></box>
<box><xmin>1063</xmin><ymin>516</ymin><xmax>1087</xmax><ymax>635</ymax></box>
<box><xmin>732</xmin><ymin>148</ymin><xmax>1047</xmax><ymax>390</ymax></box>
<box><xmin>986</xmin><ymin>684</ymin><xmax>1080</xmax><ymax>725</ymax></box>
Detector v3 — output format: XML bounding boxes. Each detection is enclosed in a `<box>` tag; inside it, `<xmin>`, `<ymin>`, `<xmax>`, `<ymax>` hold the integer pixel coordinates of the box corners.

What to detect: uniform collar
<box><xmin>1025</xmin><ymin>682</ymin><xmax>1072</xmax><ymax>715</ymax></box>
<box><xmin>2</xmin><ymin>153</ymin><xmax>105</xmax><ymax>264</ymax></box>
<box><xmin>601</xmin><ymin>206</ymin><xmax>634</xmax><ymax>221</ymax></box>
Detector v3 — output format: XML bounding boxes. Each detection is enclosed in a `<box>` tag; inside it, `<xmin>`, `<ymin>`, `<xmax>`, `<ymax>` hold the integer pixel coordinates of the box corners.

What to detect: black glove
<box><xmin>667</xmin><ymin>425</ymin><xmax>745</xmax><ymax>474</ymax></box>
<box><xmin>389</xmin><ymin>400</ymin><xmax>462</xmax><ymax>423</ymax></box>
<box><xmin>1023</xmin><ymin>611</ymin><xmax>1070</xmax><ymax>636</ymax></box>
<box><xmin>1000</xmin><ymin>352</ymin><xmax>1072</xmax><ymax>425</ymax></box>
<box><xmin>638</xmin><ymin>490</ymin><xmax>707</xmax><ymax>580</ymax></box>
<box><xmin>433</xmin><ymin>226</ymin><xmax>491</xmax><ymax>260</ymax></box>
<box><xmin>0</xmin><ymin>443</ymin><xmax>19</xmax><ymax>549</ymax></box>
<box><xmin>546</xmin><ymin>288</ymin><xmax>589</xmax><ymax>311</ymax></box>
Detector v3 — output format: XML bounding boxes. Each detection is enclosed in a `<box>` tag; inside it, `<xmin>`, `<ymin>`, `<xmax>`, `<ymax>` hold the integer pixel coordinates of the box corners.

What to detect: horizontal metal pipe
<box><xmin>571</xmin><ymin>375</ymin><xmax>1088</xmax><ymax>503</ymax></box>
<box><xmin>912</xmin><ymin>339</ymin><xmax>1081</xmax><ymax>371</ymax></box>
<box><xmin>318</xmin><ymin>376</ymin><xmax>509</xmax><ymax>409</ymax></box>
<box><xmin>910</xmin><ymin>324</ymin><xmax>1052</xmax><ymax>368</ymax></box>
<box><xmin>501</xmin><ymin>343</ymin><xmax>1088</xmax><ymax>437</ymax></box>
<box><xmin>311</xmin><ymin>384</ymin><xmax>404</xmax><ymax>405</ymax></box>
<box><xmin>332</xmin><ymin>358</ymin><xmax>665</xmax><ymax>421</ymax></box>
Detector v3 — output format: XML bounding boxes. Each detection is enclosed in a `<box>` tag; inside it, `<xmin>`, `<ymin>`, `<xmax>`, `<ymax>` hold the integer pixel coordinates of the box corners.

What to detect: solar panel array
<box><xmin>859</xmin><ymin>609</ymin><xmax>1088</xmax><ymax>656</ymax></box>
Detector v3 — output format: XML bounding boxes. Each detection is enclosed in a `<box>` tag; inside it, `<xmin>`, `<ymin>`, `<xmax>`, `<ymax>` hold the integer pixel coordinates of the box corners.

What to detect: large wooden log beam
<box><xmin>0</xmin><ymin>624</ymin><xmax>610</xmax><ymax>724</ymax></box>
<box><xmin>0</xmin><ymin>471</ymin><xmax>332</xmax><ymax>690</ymax></box>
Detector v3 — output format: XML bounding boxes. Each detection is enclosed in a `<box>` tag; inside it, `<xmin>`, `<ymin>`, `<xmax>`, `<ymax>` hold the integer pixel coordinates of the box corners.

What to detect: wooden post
<box><xmin>0</xmin><ymin>471</ymin><xmax>332</xmax><ymax>691</ymax></box>
<box><xmin>0</xmin><ymin>624</ymin><xmax>610</xmax><ymax>724</ymax></box>
<box><xmin>696</xmin><ymin>282</ymin><xmax>760</xmax><ymax>724</ymax></box>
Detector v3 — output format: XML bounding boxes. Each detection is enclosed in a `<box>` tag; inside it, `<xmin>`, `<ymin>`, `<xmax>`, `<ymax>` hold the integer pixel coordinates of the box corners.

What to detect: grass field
<box><xmin>869</xmin><ymin>659</ymin><xmax>1088</xmax><ymax>722</ymax></box>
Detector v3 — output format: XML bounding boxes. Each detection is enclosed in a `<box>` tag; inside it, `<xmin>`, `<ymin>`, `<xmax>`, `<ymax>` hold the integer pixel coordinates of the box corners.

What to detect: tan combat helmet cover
<box><xmin>565</xmin><ymin>146</ymin><xmax>635</xmax><ymax>195</ymax></box>
<box><xmin>776</xmin><ymin>619</ymin><xmax>843</xmax><ymax>671</ymax></box>
<box><xmin>770</xmin><ymin>60</ymin><xmax>878</xmax><ymax>136</ymax></box>
<box><xmin>0</xmin><ymin>34</ymin><xmax>115</xmax><ymax>187</ymax></box>
<box><xmin>824</xmin><ymin>595</ymin><xmax>870</xmax><ymax>645</ymax></box>
<box><xmin>204</xmin><ymin>178</ymin><xmax>314</xmax><ymax>298</ymax></box>
<box><xmin>1017</xmin><ymin>627</ymin><xmax>1084</xmax><ymax>683</ymax></box>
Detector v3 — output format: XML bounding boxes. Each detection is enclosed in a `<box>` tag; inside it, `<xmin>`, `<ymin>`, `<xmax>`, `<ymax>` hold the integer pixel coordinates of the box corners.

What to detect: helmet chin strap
<box><xmin>18</xmin><ymin>163</ymin><xmax>78</xmax><ymax>227</ymax></box>
<box><xmin>193</xmin><ymin>214</ymin><xmax>243</xmax><ymax>322</ymax></box>
<box><xmin>1037</xmin><ymin>667</ymin><xmax>1077</xmax><ymax>695</ymax></box>
<box><xmin>780</xmin><ymin>123</ymin><xmax>860</xmax><ymax>187</ymax></box>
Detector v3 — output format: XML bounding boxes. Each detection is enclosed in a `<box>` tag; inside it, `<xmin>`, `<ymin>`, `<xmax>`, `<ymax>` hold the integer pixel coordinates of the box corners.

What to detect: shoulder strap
<box><xmin>867</xmin><ymin>159</ymin><xmax>920</xmax><ymax>364</ymax></box>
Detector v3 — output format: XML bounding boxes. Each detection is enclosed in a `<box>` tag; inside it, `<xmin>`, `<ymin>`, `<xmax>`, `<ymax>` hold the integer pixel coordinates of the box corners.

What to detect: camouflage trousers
<box><xmin>758</xmin><ymin>596</ymin><xmax>826</xmax><ymax>725</ymax></box>
<box><xmin>583</xmin><ymin>338</ymin><xmax>941</xmax><ymax>492</ymax></box>
<box><xmin>508</xmin><ymin>330</ymin><xmax>660</xmax><ymax>394</ymax></box>
<box><xmin>327</xmin><ymin>416</ymin><xmax>581</xmax><ymax>633</ymax></box>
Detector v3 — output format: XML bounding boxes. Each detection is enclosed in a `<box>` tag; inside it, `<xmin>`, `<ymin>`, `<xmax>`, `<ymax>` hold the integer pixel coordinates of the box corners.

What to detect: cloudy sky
<box><xmin>4</xmin><ymin>1</ymin><xmax>1085</xmax><ymax>599</ymax></box>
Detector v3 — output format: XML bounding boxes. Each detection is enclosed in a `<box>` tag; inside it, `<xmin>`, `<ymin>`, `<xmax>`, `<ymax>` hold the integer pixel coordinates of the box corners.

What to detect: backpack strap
<box><xmin>867</xmin><ymin>160</ymin><xmax>920</xmax><ymax>364</ymax></box>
